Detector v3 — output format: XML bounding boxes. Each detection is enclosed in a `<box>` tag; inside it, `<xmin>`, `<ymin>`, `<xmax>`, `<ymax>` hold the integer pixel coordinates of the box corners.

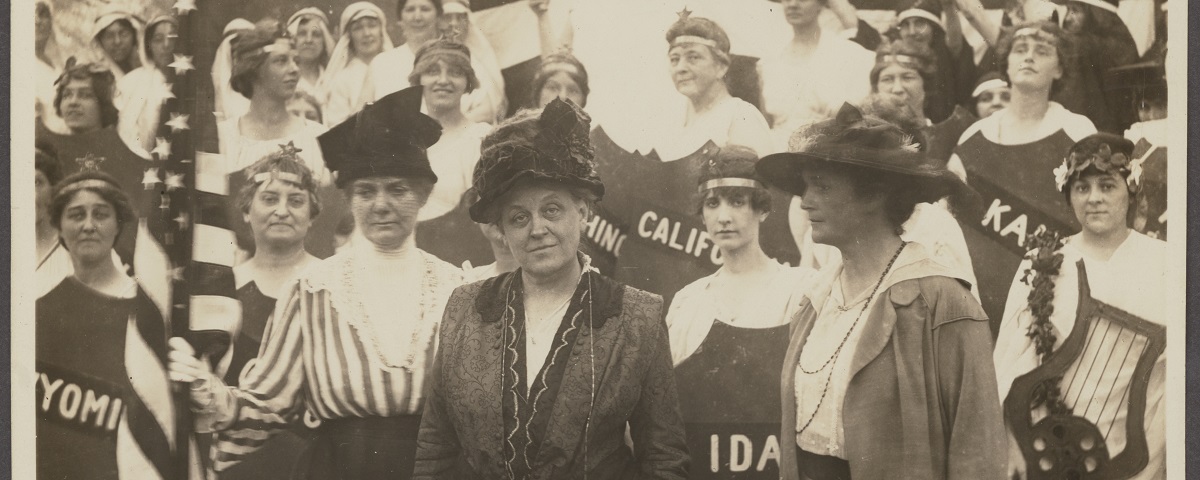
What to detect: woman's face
<box><xmin>60</xmin><ymin>78</ymin><xmax>104</xmax><ymax>134</ymax></box>
<box><xmin>293</xmin><ymin>18</ymin><xmax>327</xmax><ymax>63</ymax></box>
<box><xmin>36</xmin><ymin>170</ymin><xmax>52</xmax><ymax>226</ymax></box>
<box><xmin>1062</xmin><ymin>3</ymin><xmax>1089</xmax><ymax>34</ymax></box>
<box><xmin>898</xmin><ymin>17</ymin><xmax>935</xmax><ymax>46</ymax></box>
<box><xmin>348</xmin><ymin>177</ymin><xmax>427</xmax><ymax>249</ymax></box>
<box><xmin>799</xmin><ymin>167</ymin><xmax>881</xmax><ymax>248</ymax></box>
<box><xmin>441</xmin><ymin>12</ymin><xmax>470</xmax><ymax>43</ymax></box>
<box><xmin>537</xmin><ymin>71</ymin><xmax>585</xmax><ymax>107</ymax></box>
<box><xmin>669</xmin><ymin>44</ymin><xmax>727</xmax><ymax>101</ymax></box>
<box><xmin>1070</xmin><ymin>171</ymin><xmax>1130</xmax><ymax>238</ymax></box>
<box><xmin>975</xmin><ymin>86</ymin><xmax>1011</xmax><ymax>118</ymax></box>
<box><xmin>349</xmin><ymin>16</ymin><xmax>384</xmax><ymax>57</ymax></box>
<box><xmin>420</xmin><ymin>58</ymin><xmax>469</xmax><ymax>110</ymax></box>
<box><xmin>1006</xmin><ymin>35</ymin><xmax>1062</xmax><ymax>91</ymax></box>
<box><xmin>36</xmin><ymin>5</ymin><xmax>52</xmax><ymax>46</ymax></box>
<box><xmin>702</xmin><ymin>190</ymin><xmax>766</xmax><ymax>254</ymax></box>
<box><xmin>781</xmin><ymin>0</ymin><xmax>823</xmax><ymax>27</ymax></box>
<box><xmin>99</xmin><ymin>21</ymin><xmax>136</xmax><ymax>64</ymax></box>
<box><xmin>287</xmin><ymin>97</ymin><xmax>321</xmax><ymax>122</ymax></box>
<box><xmin>254</xmin><ymin>39</ymin><xmax>300</xmax><ymax>99</ymax></box>
<box><xmin>149</xmin><ymin>22</ymin><xmax>177</xmax><ymax>69</ymax></box>
<box><xmin>876</xmin><ymin>63</ymin><xmax>925</xmax><ymax>119</ymax></box>
<box><xmin>400</xmin><ymin>0</ymin><xmax>439</xmax><ymax>36</ymax></box>
<box><xmin>497</xmin><ymin>183</ymin><xmax>587</xmax><ymax>278</ymax></box>
<box><xmin>245</xmin><ymin>179</ymin><xmax>313</xmax><ymax>248</ymax></box>
<box><xmin>60</xmin><ymin>190</ymin><xmax>120</xmax><ymax>263</ymax></box>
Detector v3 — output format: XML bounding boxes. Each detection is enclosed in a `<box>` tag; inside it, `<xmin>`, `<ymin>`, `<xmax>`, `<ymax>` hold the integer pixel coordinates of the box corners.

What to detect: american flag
<box><xmin>136</xmin><ymin>0</ymin><xmax>239</xmax><ymax>477</ymax></box>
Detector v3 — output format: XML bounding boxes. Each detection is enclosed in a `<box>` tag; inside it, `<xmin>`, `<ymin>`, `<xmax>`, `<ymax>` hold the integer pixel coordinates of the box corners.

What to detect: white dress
<box><xmin>217</xmin><ymin>116</ymin><xmax>331</xmax><ymax>184</ymax></box>
<box><xmin>652</xmin><ymin>95</ymin><xmax>774</xmax><ymax>162</ymax></box>
<box><xmin>115</xmin><ymin>66</ymin><xmax>170</xmax><ymax>158</ymax></box>
<box><xmin>420</xmin><ymin>122</ymin><xmax>492</xmax><ymax>221</ymax></box>
<box><xmin>993</xmin><ymin>231</ymin><xmax>1167</xmax><ymax>480</ymax></box>
<box><xmin>323</xmin><ymin>58</ymin><xmax>375</xmax><ymax>127</ymax></box>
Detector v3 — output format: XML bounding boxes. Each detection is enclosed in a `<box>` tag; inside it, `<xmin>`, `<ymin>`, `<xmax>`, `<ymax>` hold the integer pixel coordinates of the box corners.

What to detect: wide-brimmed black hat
<box><xmin>468</xmin><ymin>98</ymin><xmax>603</xmax><ymax>223</ymax></box>
<box><xmin>318</xmin><ymin>86</ymin><xmax>442</xmax><ymax>188</ymax></box>
<box><xmin>757</xmin><ymin>103</ymin><xmax>969</xmax><ymax>204</ymax></box>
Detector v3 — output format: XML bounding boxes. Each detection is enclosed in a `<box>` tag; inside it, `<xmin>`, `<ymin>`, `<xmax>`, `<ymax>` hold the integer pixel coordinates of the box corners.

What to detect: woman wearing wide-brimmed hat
<box><xmin>413</xmin><ymin>98</ymin><xmax>689</xmax><ymax>479</ymax></box>
<box><xmin>758</xmin><ymin>103</ymin><xmax>1006</xmax><ymax>480</ymax></box>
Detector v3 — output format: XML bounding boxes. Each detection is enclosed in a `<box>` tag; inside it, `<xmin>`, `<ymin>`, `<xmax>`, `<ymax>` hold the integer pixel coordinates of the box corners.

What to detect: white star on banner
<box><xmin>165</xmin><ymin>171</ymin><xmax>185</xmax><ymax>191</ymax></box>
<box><xmin>173</xmin><ymin>0</ymin><xmax>197</xmax><ymax>14</ymax></box>
<box><xmin>142</xmin><ymin>168</ymin><xmax>161</xmax><ymax>189</ymax></box>
<box><xmin>170</xmin><ymin>266</ymin><xmax>186</xmax><ymax>282</ymax></box>
<box><xmin>169</xmin><ymin>54</ymin><xmax>195</xmax><ymax>75</ymax></box>
<box><xmin>167</xmin><ymin>113</ymin><xmax>190</xmax><ymax>132</ymax></box>
<box><xmin>152</xmin><ymin>137</ymin><xmax>172</xmax><ymax>159</ymax></box>
<box><xmin>158</xmin><ymin>82</ymin><xmax>176</xmax><ymax>103</ymax></box>
<box><xmin>174</xmin><ymin>212</ymin><xmax>190</xmax><ymax>230</ymax></box>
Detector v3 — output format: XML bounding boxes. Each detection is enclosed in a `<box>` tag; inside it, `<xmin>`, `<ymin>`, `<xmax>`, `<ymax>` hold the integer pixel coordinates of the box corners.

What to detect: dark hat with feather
<box><xmin>757</xmin><ymin>103</ymin><xmax>970</xmax><ymax>204</ymax></box>
<box><xmin>318</xmin><ymin>86</ymin><xmax>442</xmax><ymax>188</ymax></box>
<box><xmin>469</xmin><ymin>98</ymin><xmax>603</xmax><ymax>223</ymax></box>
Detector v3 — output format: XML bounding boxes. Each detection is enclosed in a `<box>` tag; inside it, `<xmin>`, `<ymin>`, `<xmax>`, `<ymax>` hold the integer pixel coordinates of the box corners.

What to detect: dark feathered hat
<box><xmin>469</xmin><ymin>98</ymin><xmax>603</xmax><ymax>223</ymax></box>
<box><xmin>318</xmin><ymin>86</ymin><xmax>442</xmax><ymax>188</ymax></box>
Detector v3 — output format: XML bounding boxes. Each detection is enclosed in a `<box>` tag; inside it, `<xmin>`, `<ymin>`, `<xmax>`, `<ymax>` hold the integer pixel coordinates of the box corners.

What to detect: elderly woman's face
<box><xmin>1070</xmin><ymin>171</ymin><xmax>1130</xmax><ymax>238</ymax></box>
<box><xmin>782</xmin><ymin>0</ymin><xmax>823</xmax><ymax>27</ymax></box>
<box><xmin>538</xmin><ymin>71</ymin><xmax>585</xmax><ymax>108</ymax></box>
<box><xmin>149</xmin><ymin>22</ymin><xmax>177</xmax><ymax>69</ymax></box>
<box><xmin>669</xmin><ymin>44</ymin><xmax>727</xmax><ymax>101</ymax></box>
<box><xmin>400</xmin><ymin>0</ymin><xmax>439</xmax><ymax>35</ymax></box>
<box><xmin>350</xmin><ymin>16</ymin><xmax>384</xmax><ymax>57</ymax></box>
<box><xmin>349</xmin><ymin>177</ymin><xmax>427</xmax><ymax>249</ymax></box>
<box><xmin>702</xmin><ymin>190</ymin><xmax>765</xmax><ymax>254</ymax></box>
<box><xmin>255</xmin><ymin>39</ymin><xmax>300</xmax><ymax>99</ymax></box>
<box><xmin>799</xmin><ymin>168</ymin><xmax>879</xmax><ymax>248</ymax></box>
<box><xmin>420</xmin><ymin>59</ymin><xmax>469</xmax><ymax>110</ymax></box>
<box><xmin>60</xmin><ymin>77</ymin><xmax>104</xmax><ymax>134</ymax></box>
<box><xmin>975</xmin><ymin>86</ymin><xmax>1011</xmax><ymax>118</ymax></box>
<box><xmin>245</xmin><ymin>179</ymin><xmax>313</xmax><ymax>248</ymax></box>
<box><xmin>99</xmin><ymin>21</ymin><xmax>137</xmax><ymax>64</ymax></box>
<box><xmin>293</xmin><ymin>18</ymin><xmax>327</xmax><ymax>63</ymax></box>
<box><xmin>1007</xmin><ymin>36</ymin><xmax>1062</xmax><ymax>91</ymax></box>
<box><xmin>60</xmin><ymin>190</ymin><xmax>120</xmax><ymax>263</ymax></box>
<box><xmin>898</xmin><ymin>17</ymin><xmax>935</xmax><ymax>46</ymax></box>
<box><xmin>36</xmin><ymin>170</ymin><xmax>53</xmax><ymax>226</ymax></box>
<box><xmin>876</xmin><ymin>63</ymin><xmax>925</xmax><ymax>119</ymax></box>
<box><xmin>498</xmin><ymin>183</ymin><xmax>587</xmax><ymax>278</ymax></box>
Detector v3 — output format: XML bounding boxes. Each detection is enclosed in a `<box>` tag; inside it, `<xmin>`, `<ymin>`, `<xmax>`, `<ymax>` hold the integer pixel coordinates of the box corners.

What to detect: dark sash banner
<box><xmin>416</xmin><ymin>196</ymin><xmax>495</xmax><ymax>268</ymax></box>
<box><xmin>37</xmin><ymin>361</ymin><xmax>126</xmax><ymax>439</ymax></box>
<box><xmin>675</xmin><ymin>322</ymin><xmax>790</xmax><ymax>479</ymax></box>
<box><xmin>956</xmin><ymin>129</ymin><xmax>1079</xmax><ymax>333</ymax></box>
<box><xmin>590</xmin><ymin>128</ymin><xmax>799</xmax><ymax>303</ymax></box>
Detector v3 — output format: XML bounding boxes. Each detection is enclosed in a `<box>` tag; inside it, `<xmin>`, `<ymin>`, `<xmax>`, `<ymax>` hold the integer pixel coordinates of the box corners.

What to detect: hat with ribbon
<box><xmin>469</xmin><ymin>98</ymin><xmax>603</xmax><ymax>222</ymax></box>
<box><xmin>318</xmin><ymin>86</ymin><xmax>443</xmax><ymax>188</ymax></box>
<box><xmin>757</xmin><ymin>103</ymin><xmax>969</xmax><ymax>204</ymax></box>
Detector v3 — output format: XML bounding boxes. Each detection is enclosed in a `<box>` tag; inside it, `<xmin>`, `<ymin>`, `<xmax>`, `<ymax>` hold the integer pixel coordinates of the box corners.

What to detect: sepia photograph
<box><xmin>10</xmin><ymin>0</ymin><xmax>1187</xmax><ymax>478</ymax></box>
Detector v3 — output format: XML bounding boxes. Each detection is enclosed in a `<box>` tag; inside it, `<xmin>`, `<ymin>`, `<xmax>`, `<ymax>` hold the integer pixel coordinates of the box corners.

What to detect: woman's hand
<box><xmin>168</xmin><ymin>337</ymin><xmax>221</xmax><ymax>410</ymax></box>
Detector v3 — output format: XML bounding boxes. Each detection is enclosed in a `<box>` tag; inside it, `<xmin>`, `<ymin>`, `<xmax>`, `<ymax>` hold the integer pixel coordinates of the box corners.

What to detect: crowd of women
<box><xmin>32</xmin><ymin>0</ymin><xmax>1171</xmax><ymax>478</ymax></box>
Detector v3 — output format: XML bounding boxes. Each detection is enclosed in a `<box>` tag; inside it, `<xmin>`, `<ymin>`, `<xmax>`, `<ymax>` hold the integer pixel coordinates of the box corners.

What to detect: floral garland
<box><xmin>1019</xmin><ymin>225</ymin><xmax>1070</xmax><ymax>414</ymax></box>
<box><xmin>1053</xmin><ymin>142</ymin><xmax>1144</xmax><ymax>192</ymax></box>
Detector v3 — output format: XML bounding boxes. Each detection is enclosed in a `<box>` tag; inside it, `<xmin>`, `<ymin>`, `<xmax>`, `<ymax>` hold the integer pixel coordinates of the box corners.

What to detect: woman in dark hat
<box><xmin>168</xmin><ymin>87</ymin><xmax>463</xmax><ymax>479</ymax></box>
<box><xmin>665</xmin><ymin>145</ymin><xmax>816</xmax><ymax>477</ymax></box>
<box><xmin>993</xmin><ymin>133</ymin><xmax>1166</xmax><ymax>480</ymax></box>
<box><xmin>758</xmin><ymin>103</ymin><xmax>1005</xmax><ymax>479</ymax></box>
<box><xmin>656</xmin><ymin>10</ymin><xmax>772</xmax><ymax>161</ymax></box>
<box><xmin>413</xmin><ymin>98</ymin><xmax>689</xmax><ymax>479</ymax></box>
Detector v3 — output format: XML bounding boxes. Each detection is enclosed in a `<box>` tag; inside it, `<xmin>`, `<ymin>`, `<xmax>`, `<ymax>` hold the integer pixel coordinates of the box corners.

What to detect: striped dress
<box><xmin>203</xmin><ymin>244</ymin><xmax>462</xmax><ymax>471</ymax></box>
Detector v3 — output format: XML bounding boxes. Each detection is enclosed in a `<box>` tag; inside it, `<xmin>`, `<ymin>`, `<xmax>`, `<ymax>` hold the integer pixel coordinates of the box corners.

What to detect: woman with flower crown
<box><xmin>993</xmin><ymin>133</ymin><xmax>1166</xmax><ymax>480</ymax></box>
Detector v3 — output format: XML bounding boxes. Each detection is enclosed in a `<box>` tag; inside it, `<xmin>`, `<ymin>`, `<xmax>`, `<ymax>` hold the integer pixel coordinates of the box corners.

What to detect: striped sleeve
<box><xmin>210</xmin><ymin>280</ymin><xmax>310</xmax><ymax>472</ymax></box>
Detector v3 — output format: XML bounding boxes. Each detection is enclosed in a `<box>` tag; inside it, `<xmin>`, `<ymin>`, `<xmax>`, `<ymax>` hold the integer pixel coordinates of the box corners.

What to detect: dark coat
<box><xmin>414</xmin><ymin>271</ymin><xmax>690</xmax><ymax>480</ymax></box>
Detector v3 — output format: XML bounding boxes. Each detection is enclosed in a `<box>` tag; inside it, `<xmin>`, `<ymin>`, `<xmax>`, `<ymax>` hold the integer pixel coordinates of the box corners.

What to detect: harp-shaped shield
<box><xmin>1005</xmin><ymin>260</ymin><xmax>1165</xmax><ymax>479</ymax></box>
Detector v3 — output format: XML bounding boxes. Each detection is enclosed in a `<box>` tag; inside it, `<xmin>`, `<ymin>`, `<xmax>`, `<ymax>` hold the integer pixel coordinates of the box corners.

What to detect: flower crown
<box><xmin>1053</xmin><ymin>142</ymin><xmax>1143</xmax><ymax>192</ymax></box>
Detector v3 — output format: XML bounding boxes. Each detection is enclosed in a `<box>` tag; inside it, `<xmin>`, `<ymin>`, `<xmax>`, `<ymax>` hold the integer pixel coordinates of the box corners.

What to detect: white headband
<box><xmin>972</xmin><ymin>78</ymin><xmax>1009</xmax><ymax>98</ymax></box>
<box><xmin>699</xmin><ymin>178</ymin><xmax>764</xmax><ymax>192</ymax></box>
<box><xmin>881</xmin><ymin>54</ymin><xmax>921</xmax><ymax>67</ymax></box>
<box><xmin>896</xmin><ymin>9</ymin><xmax>943</xmax><ymax>30</ymax></box>
<box><xmin>442</xmin><ymin>2</ymin><xmax>469</xmax><ymax>14</ymax></box>
<box><xmin>253</xmin><ymin>171</ymin><xmax>304</xmax><ymax>185</ymax></box>
<box><xmin>670</xmin><ymin>35</ymin><xmax>719</xmax><ymax>49</ymax></box>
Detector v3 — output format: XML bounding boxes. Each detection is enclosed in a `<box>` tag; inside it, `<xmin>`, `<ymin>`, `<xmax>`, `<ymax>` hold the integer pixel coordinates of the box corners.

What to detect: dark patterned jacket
<box><xmin>414</xmin><ymin>270</ymin><xmax>690</xmax><ymax>479</ymax></box>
